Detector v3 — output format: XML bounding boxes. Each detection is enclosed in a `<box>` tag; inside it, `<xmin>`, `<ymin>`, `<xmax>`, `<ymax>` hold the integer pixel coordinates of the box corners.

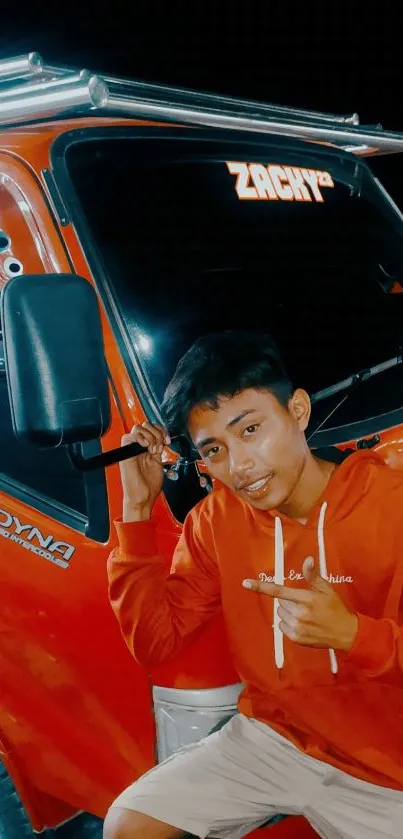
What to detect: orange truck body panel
<box><xmin>0</xmin><ymin>103</ymin><xmax>401</xmax><ymax>839</ymax></box>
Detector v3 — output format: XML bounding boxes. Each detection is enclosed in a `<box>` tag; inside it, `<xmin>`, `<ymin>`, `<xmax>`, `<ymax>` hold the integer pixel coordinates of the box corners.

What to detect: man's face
<box><xmin>188</xmin><ymin>387</ymin><xmax>311</xmax><ymax>511</ymax></box>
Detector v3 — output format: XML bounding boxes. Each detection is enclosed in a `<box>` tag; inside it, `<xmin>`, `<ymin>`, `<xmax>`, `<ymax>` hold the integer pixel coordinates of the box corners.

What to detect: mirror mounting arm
<box><xmin>68</xmin><ymin>440</ymin><xmax>148</xmax><ymax>472</ymax></box>
<box><xmin>67</xmin><ymin>441</ymin><xmax>182</xmax><ymax>473</ymax></box>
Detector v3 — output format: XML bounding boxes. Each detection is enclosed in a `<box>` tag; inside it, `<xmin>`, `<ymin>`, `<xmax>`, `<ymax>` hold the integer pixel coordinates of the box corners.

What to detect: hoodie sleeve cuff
<box><xmin>113</xmin><ymin>517</ymin><xmax>158</xmax><ymax>556</ymax></box>
<box><xmin>344</xmin><ymin>613</ymin><xmax>394</xmax><ymax>674</ymax></box>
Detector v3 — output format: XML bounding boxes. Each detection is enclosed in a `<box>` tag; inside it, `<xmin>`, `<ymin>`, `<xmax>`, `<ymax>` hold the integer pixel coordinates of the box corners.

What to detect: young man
<box><xmin>103</xmin><ymin>331</ymin><xmax>403</xmax><ymax>839</ymax></box>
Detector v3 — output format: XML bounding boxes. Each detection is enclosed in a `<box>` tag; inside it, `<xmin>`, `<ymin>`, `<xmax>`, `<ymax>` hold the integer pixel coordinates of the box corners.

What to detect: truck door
<box><xmin>0</xmin><ymin>153</ymin><xmax>156</xmax><ymax>822</ymax></box>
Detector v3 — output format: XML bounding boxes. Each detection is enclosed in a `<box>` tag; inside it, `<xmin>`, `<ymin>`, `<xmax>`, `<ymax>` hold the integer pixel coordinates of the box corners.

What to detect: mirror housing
<box><xmin>1</xmin><ymin>273</ymin><xmax>111</xmax><ymax>447</ymax></box>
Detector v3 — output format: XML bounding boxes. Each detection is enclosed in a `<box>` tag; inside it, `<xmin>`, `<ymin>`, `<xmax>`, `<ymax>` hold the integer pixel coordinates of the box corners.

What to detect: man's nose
<box><xmin>229</xmin><ymin>445</ymin><xmax>255</xmax><ymax>483</ymax></box>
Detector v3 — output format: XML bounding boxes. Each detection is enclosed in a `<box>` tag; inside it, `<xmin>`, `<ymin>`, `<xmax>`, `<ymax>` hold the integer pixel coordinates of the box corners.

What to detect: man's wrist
<box><xmin>338</xmin><ymin>613</ymin><xmax>359</xmax><ymax>652</ymax></box>
<box><xmin>123</xmin><ymin>501</ymin><xmax>153</xmax><ymax>522</ymax></box>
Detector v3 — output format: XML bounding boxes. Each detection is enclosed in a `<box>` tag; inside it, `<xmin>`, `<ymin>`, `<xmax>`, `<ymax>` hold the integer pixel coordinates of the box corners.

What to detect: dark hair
<box><xmin>161</xmin><ymin>330</ymin><xmax>294</xmax><ymax>437</ymax></box>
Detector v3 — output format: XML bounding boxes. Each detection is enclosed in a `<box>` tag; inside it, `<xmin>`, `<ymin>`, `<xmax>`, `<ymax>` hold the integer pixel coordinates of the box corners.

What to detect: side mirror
<box><xmin>1</xmin><ymin>273</ymin><xmax>111</xmax><ymax>447</ymax></box>
<box><xmin>1</xmin><ymin>273</ymin><xmax>177</xmax><ymax>471</ymax></box>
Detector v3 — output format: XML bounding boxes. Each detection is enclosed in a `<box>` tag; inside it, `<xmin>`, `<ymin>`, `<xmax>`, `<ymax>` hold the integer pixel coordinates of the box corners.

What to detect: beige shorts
<box><xmin>109</xmin><ymin>714</ymin><xmax>403</xmax><ymax>839</ymax></box>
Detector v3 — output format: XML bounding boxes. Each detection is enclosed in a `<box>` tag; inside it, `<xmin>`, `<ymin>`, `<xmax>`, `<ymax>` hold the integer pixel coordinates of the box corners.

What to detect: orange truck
<box><xmin>1</xmin><ymin>50</ymin><xmax>403</xmax><ymax>839</ymax></box>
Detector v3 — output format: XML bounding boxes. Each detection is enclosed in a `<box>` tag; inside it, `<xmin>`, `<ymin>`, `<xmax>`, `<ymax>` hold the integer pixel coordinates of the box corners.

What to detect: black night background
<box><xmin>2</xmin><ymin>2</ymin><xmax>402</xmax><ymax>202</ymax></box>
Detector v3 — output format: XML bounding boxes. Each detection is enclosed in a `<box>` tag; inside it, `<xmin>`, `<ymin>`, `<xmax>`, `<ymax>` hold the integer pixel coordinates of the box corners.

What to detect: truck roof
<box><xmin>1</xmin><ymin>51</ymin><xmax>403</xmax><ymax>157</ymax></box>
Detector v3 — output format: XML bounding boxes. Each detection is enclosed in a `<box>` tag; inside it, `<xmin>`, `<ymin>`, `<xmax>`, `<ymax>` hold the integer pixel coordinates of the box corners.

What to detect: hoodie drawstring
<box><xmin>274</xmin><ymin>517</ymin><xmax>285</xmax><ymax>669</ymax></box>
<box><xmin>273</xmin><ymin>502</ymin><xmax>338</xmax><ymax>674</ymax></box>
<box><xmin>317</xmin><ymin>502</ymin><xmax>338</xmax><ymax>674</ymax></box>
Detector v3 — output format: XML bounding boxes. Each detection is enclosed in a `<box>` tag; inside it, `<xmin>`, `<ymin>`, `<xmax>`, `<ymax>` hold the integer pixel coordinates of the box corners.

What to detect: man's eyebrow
<box><xmin>196</xmin><ymin>410</ymin><xmax>258</xmax><ymax>449</ymax></box>
<box><xmin>197</xmin><ymin>436</ymin><xmax>216</xmax><ymax>449</ymax></box>
<box><xmin>227</xmin><ymin>409</ymin><xmax>258</xmax><ymax>429</ymax></box>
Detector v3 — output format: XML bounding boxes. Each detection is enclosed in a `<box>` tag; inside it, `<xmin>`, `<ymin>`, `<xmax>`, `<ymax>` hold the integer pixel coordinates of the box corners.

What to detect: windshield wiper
<box><xmin>307</xmin><ymin>353</ymin><xmax>403</xmax><ymax>441</ymax></box>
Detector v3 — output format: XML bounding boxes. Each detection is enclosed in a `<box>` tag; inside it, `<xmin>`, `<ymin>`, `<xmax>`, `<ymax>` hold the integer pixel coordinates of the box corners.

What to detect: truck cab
<box><xmin>1</xmin><ymin>51</ymin><xmax>403</xmax><ymax>838</ymax></box>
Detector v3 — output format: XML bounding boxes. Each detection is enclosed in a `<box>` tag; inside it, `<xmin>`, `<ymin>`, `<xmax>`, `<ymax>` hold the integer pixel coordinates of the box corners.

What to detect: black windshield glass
<box><xmin>63</xmin><ymin>135</ymin><xmax>403</xmax><ymax>434</ymax></box>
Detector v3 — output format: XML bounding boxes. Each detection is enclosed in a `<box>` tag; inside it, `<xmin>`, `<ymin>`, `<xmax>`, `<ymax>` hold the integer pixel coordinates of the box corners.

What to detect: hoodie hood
<box><xmin>260</xmin><ymin>449</ymin><xmax>386</xmax><ymax>530</ymax></box>
<box><xmin>308</xmin><ymin>449</ymin><xmax>386</xmax><ymax>524</ymax></box>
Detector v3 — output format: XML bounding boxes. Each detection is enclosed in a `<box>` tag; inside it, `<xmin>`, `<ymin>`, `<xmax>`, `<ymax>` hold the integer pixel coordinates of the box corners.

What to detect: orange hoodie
<box><xmin>108</xmin><ymin>451</ymin><xmax>403</xmax><ymax>790</ymax></box>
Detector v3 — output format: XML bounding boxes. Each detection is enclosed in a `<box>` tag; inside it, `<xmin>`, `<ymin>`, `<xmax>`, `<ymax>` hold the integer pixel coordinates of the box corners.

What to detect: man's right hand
<box><xmin>120</xmin><ymin>423</ymin><xmax>171</xmax><ymax>522</ymax></box>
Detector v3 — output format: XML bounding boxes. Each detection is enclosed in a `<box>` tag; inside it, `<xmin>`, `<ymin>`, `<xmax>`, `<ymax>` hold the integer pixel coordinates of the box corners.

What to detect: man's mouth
<box><xmin>239</xmin><ymin>474</ymin><xmax>274</xmax><ymax>499</ymax></box>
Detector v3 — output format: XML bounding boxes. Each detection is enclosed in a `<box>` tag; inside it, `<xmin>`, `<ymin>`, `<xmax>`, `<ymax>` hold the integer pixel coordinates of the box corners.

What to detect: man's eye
<box><xmin>244</xmin><ymin>424</ymin><xmax>259</xmax><ymax>435</ymax></box>
<box><xmin>205</xmin><ymin>446</ymin><xmax>220</xmax><ymax>459</ymax></box>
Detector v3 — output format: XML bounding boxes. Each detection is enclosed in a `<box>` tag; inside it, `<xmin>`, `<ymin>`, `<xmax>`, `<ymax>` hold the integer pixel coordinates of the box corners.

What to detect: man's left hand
<box><xmin>243</xmin><ymin>557</ymin><xmax>358</xmax><ymax>652</ymax></box>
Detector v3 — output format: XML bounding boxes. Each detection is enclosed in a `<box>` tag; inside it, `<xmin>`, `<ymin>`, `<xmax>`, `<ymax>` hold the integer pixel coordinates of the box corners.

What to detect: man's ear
<box><xmin>288</xmin><ymin>388</ymin><xmax>311</xmax><ymax>432</ymax></box>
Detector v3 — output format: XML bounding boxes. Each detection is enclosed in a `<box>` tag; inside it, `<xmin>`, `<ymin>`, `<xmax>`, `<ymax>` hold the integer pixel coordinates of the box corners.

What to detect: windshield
<box><xmin>61</xmin><ymin>133</ymin><xmax>403</xmax><ymax>442</ymax></box>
